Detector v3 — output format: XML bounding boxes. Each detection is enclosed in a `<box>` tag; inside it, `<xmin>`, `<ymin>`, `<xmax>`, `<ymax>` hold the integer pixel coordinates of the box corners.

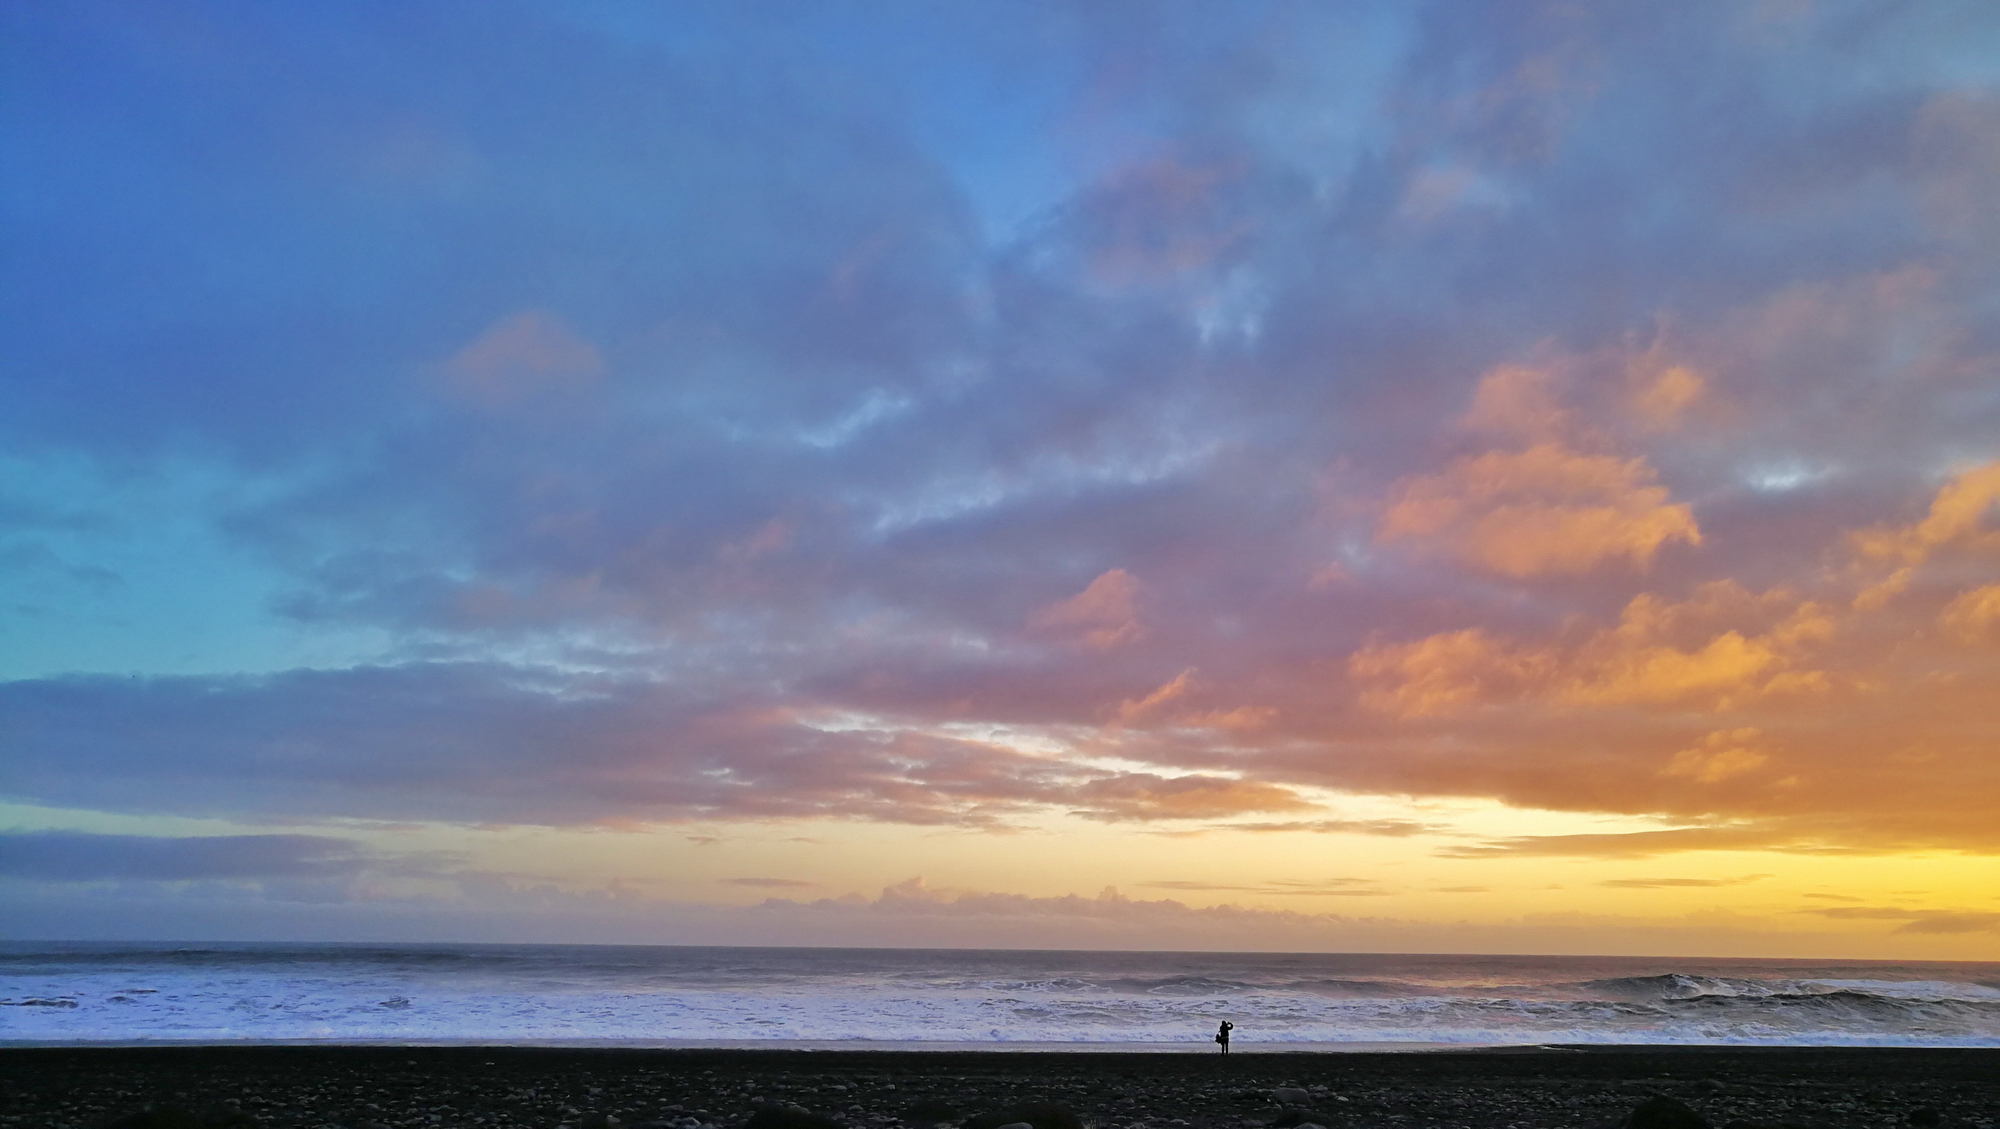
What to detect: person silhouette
<box><xmin>1215</xmin><ymin>1019</ymin><xmax>1233</xmax><ymax>1054</ymax></box>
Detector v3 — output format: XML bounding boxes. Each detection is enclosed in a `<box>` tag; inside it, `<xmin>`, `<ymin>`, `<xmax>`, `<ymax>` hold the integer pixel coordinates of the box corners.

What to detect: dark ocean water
<box><xmin>3</xmin><ymin>942</ymin><xmax>1997</xmax><ymax>1047</ymax></box>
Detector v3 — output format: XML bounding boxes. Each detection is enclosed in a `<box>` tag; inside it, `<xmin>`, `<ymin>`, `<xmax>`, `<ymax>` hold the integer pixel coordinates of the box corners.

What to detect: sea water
<box><xmin>3</xmin><ymin>943</ymin><xmax>1997</xmax><ymax>1048</ymax></box>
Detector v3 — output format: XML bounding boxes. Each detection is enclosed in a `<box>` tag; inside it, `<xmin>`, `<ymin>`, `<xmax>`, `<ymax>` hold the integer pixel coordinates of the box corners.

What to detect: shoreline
<box><xmin>4</xmin><ymin>1046</ymin><xmax>1996</xmax><ymax>1129</ymax></box>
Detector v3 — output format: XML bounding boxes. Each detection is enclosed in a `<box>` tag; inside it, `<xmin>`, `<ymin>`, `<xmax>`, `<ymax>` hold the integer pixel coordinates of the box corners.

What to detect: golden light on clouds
<box><xmin>1660</xmin><ymin>729</ymin><xmax>1771</xmax><ymax>785</ymax></box>
<box><xmin>8</xmin><ymin>3</ymin><xmax>2000</xmax><ymax>958</ymax></box>
<box><xmin>1380</xmin><ymin>444</ymin><xmax>1701</xmax><ymax>576</ymax></box>
<box><xmin>1379</xmin><ymin>364</ymin><xmax>1701</xmax><ymax>577</ymax></box>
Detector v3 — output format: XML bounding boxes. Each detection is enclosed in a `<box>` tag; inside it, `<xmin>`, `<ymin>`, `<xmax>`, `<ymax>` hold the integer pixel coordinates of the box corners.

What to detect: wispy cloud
<box><xmin>0</xmin><ymin>831</ymin><xmax>370</xmax><ymax>883</ymax></box>
<box><xmin>1438</xmin><ymin>828</ymin><xmax>1790</xmax><ymax>859</ymax></box>
<box><xmin>1139</xmin><ymin>877</ymin><xmax>1390</xmax><ymax>897</ymax></box>
<box><xmin>1803</xmin><ymin>907</ymin><xmax>2000</xmax><ymax>935</ymax></box>
<box><xmin>1221</xmin><ymin>820</ymin><xmax>1439</xmax><ymax>837</ymax></box>
<box><xmin>1599</xmin><ymin>874</ymin><xmax>1770</xmax><ymax>889</ymax></box>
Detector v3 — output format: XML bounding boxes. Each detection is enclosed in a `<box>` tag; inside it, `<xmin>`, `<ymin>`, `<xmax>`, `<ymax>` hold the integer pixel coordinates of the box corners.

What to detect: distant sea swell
<box><xmin>3</xmin><ymin>943</ymin><xmax>1997</xmax><ymax>1048</ymax></box>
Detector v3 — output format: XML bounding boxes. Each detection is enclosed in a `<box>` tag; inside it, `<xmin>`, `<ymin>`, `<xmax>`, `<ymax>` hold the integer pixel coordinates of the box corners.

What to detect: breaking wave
<box><xmin>3</xmin><ymin>943</ymin><xmax>1996</xmax><ymax>1048</ymax></box>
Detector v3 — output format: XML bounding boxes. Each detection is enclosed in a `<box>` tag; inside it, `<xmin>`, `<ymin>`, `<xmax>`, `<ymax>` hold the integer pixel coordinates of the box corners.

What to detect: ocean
<box><xmin>3</xmin><ymin>943</ymin><xmax>1997</xmax><ymax>1049</ymax></box>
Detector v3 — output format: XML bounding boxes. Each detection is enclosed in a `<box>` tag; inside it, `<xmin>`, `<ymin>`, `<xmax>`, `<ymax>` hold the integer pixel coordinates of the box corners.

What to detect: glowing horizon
<box><xmin>2</xmin><ymin>1</ymin><xmax>1997</xmax><ymax>958</ymax></box>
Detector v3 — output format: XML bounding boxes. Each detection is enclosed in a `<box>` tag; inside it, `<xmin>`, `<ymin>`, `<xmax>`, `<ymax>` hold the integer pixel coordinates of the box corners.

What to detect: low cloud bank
<box><xmin>0</xmin><ymin>831</ymin><xmax>366</xmax><ymax>882</ymax></box>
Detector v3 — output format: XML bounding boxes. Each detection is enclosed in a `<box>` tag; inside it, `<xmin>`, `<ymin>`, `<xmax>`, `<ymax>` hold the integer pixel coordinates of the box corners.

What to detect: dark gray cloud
<box><xmin>0</xmin><ymin>831</ymin><xmax>363</xmax><ymax>882</ymax></box>
<box><xmin>0</xmin><ymin>665</ymin><xmax>1309</xmax><ymax>826</ymax></box>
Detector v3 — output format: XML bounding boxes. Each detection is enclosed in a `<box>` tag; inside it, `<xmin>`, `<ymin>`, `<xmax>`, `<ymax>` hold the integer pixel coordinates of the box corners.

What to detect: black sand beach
<box><xmin>3</xmin><ymin>1047</ymin><xmax>1995</xmax><ymax>1129</ymax></box>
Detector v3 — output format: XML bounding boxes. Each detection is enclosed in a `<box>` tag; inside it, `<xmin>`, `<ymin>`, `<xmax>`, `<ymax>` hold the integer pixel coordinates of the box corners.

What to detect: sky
<box><xmin>3</xmin><ymin>0</ymin><xmax>1999</xmax><ymax>958</ymax></box>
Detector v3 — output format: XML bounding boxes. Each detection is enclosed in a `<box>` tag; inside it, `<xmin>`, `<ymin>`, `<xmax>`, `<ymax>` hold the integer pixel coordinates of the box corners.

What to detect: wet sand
<box><xmin>3</xmin><ymin>1046</ymin><xmax>1996</xmax><ymax>1129</ymax></box>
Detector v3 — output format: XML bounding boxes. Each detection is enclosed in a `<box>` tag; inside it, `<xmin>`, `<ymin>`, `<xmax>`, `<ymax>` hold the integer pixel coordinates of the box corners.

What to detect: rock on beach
<box><xmin>14</xmin><ymin>1045</ymin><xmax>1996</xmax><ymax>1129</ymax></box>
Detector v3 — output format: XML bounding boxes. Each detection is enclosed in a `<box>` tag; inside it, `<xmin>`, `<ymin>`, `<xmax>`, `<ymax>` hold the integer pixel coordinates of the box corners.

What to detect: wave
<box><xmin>1107</xmin><ymin>975</ymin><xmax>1266</xmax><ymax>996</ymax></box>
<box><xmin>1287</xmin><ymin>978</ymin><xmax>1444</xmax><ymax>998</ymax></box>
<box><xmin>1575</xmin><ymin>972</ymin><xmax>1818</xmax><ymax>1000</ymax></box>
<box><xmin>0</xmin><ymin>944</ymin><xmax>493</xmax><ymax>970</ymax></box>
<box><xmin>1573</xmin><ymin>972</ymin><xmax>2000</xmax><ymax>1007</ymax></box>
<box><xmin>7</xmin><ymin>946</ymin><xmax>1999</xmax><ymax>1048</ymax></box>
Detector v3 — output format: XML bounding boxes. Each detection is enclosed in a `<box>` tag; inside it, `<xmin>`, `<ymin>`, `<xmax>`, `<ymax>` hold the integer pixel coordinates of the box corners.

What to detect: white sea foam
<box><xmin>2</xmin><ymin>943</ymin><xmax>1996</xmax><ymax>1048</ymax></box>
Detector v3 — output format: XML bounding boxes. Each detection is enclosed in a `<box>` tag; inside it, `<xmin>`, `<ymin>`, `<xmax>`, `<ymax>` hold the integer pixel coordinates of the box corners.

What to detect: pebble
<box><xmin>26</xmin><ymin>1047</ymin><xmax>1999</xmax><ymax>1129</ymax></box>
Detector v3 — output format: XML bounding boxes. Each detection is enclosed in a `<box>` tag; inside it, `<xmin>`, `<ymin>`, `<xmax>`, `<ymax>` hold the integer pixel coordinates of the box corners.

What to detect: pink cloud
<box><xmin>1031</xmin><ymin>568</ymin><xmax>1144</xmax><ymax>649</ymax></box>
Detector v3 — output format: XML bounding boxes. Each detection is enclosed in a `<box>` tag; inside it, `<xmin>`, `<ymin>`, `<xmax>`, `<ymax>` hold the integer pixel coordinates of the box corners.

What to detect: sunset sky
<box><xmin>4</xmin><ymin>1</ymin><xmax>1999</xmax><ymax>958</ymax></box>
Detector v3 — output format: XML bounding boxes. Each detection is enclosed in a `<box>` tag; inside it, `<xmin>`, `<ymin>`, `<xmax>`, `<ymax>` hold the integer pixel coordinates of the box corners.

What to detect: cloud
<box><xmin>1913</xmin><ymin>92</ymin><xmax>2000</xmax><ymax>243</ymax></box>
<box><xmin>1851</xmin><ymin>461</ymin><xmax>2000</xmax><ymax>566</ymax></box>
<box><xmin>1377</xmin><ymin>364</ymin><xmax>1700</xmax><ymax>578</ymax></box>
<box><xmin>1031</xmin><ymin>568</ymin><xmax>1144</xmax><ymax>649</ymax></box>
<box><xmin>1350</xmin><ymin>582</ymin><xmax>1831</xmax><ymax>717</ymax></box>
<box><xmin>1068</xmin><ymin>773</ymin><xmax>1312</xmax><ymax>822</ymax></box>
<box><xmin>1659</xmin><ymin>729</ymin><xmax>1771</xmax><ymax>784</ymax></box>
<box><xmin>1263</xmin><ymin>879</ymin><xmax>1392</xmax><ymax>897</ymax></box>
<box><xmin>443</xmin><ymin>310</ymin><xmax>603</xmax><ymax>407</ymax></box>
<box><xmin>1141</xmin><ymin>880</ymin><xmax>1261</xmax><ymax>892</ymax></box>
<box><xmin>1599</xmin><ymin>874</ymin><xmax>1770</xmax><ymax>888</ymax></box>
<box><xmin>1380</xmin><ymin>444</ymin><xmax>1700</xmax><ymax>577</ymax></box>
<box><xmin>0</xmin><ymin>831</ymin><xmax>367</xmax><ymax>882</ymax></box>
<box><xmin>1439</xmin><ymin>827</ymin><xmax>1800</xmax><ymax>859</ymax></box>
<box><xmin>1804</xmin><ymin>906</ymin><xmax>2000</xmax><ymax>935</ymax></box>
<box><xmin>1221</xmin><ymin>819</ymin><xmax>1437</xmax><ymax>837</ymax></box>
<box><xmin>755</xmin><ymin>876</ymin><xmax>1391</xmax><ymax>930</ymax></box>
<box><xmin>1627</xmin><ymin>363</ymin><xmax>1706</xmax><ymax>433</ymax></box>
<box><xmin>718</xmin><ymin>877</ymin><xmax>817</xmax><ymax>889</ymax></box>
<box><xmin>1114</xmin><ymin>668</ymin><xmax>1194</xmax><ymax>723</ymax></box>
<box><xmin>0</xmin><ymin>666</ymin><xmax>1313</xmax><ymax>829</ymax></box>
<box><xmin>1940</xmin><ymin>583</ymin><xmax>2000</xmax><ymax>641</ymax></box>
<box><xmin>1140</xmin><ymin>877</ymin><xmax>1387</xmax><ymax>897</ymax></box>
<box><xmin>1459</xmin><ymin>364</ymin><xmax>1572</xmax><ymax>442</ymax></box>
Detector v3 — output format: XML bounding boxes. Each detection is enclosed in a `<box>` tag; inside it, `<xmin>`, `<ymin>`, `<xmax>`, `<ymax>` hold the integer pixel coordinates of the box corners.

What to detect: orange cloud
<box><xmin>1349</xmin><ymin>628</ymin><xmax>1544</xmax><ymax>717</ymax></box>
<box><xmin>1940</xmin><ymin>584</ymin><xmax>2000</xmax><ymax>640</ymax></box>
<box><xmin>1068</xmin><ymin>773</ymin><xmax>1313</xmax><ymax>822</ymax></box>
<box><xmin>1322</xmin><ymin>455</ymin><xmax>2000</xmax><ymax>848</ymax></box>
<box><xmin>1105</xmin><ymin>671</ymin><xmax>1275</xmax><ymax>731</ymax></box>
<box><xmin>1460</xmin><ymin>363</ymin><xmax>1570</xmax><ymax>440</ymax></box>
<box><xmin>1181</xmin><ymin>705</ymin><xmax>1277</xmax><ymax>731</ymax></box>
<box><xmin>1379</xmin><ymin>362</ymin><xmax>1701</xmax><ymax>577</ymax></box>
<box><xmin>1851</xmin><ymin>461</ymin><xmax>2000</xmax><ymax>565</ymax></box>
<box><xmin>1380</xmin><ymin>444</ymin><xmax>1700</xmax><ymax>576</ymax></box>
<box><xmin>1565</xmin><ymin>586</ymin><xmax>1833</xmax><ymax>706</ymax></box>
<box><xmin>1115</xmin><ymin>668</ymin><xmax>1194</xmax><ymax>723</ymax></box>
<box><xmin>1031</xmin><ymin>568</ymin><xmax>1143</xmax><ymax>648</ymax></box>
<box><xmin>1660</xmin><ymin>728</ymin><xmax>1771</xmax><ymax>784</ymax></box>
<box><xmin>1350</xmin><ymin>582</ymin><xmax>1830</xmax><ymax>717</ymax></box>
<box><xmin>1628</xmin><ymin>363</ymin><xmax>1706</xmax><ymax>432</ymax></box>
